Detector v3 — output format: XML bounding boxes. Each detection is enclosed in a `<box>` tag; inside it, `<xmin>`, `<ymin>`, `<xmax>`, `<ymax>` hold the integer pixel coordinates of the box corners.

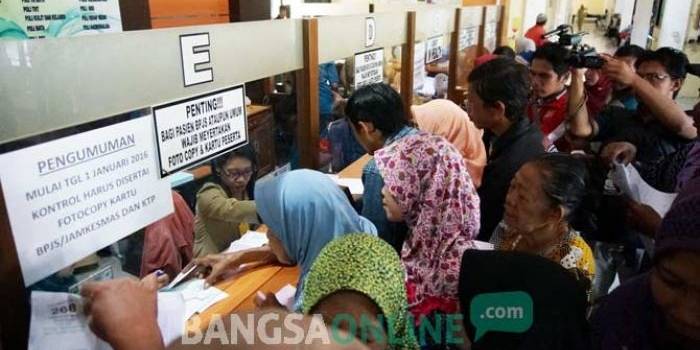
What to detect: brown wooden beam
<box><xmin>448</xmin><ymin>8</ymin><xmax>462</xmax><ymax>104</ymax></box>
<box><xmin>400</xmin><ymin>11</ymin><xmax>416</xmax><ymax>120</ymax></box>
<box><xmin>118</xmin><ymin>0</ymin><xmax>151</xmax><ymax>30</ymax></box>
<box><xmin>0</xmin><ymin>184</ymin><xmax>29</xmax><ymax>349</ymax></box>
<box><xmin>296</xmin><ymin>18</ymin><xmax>320</xmax><ymax>169</ymax></box>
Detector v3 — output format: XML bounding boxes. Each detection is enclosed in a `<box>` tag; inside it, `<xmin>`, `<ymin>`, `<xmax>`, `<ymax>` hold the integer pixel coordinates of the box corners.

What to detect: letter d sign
<box><xmin>180</xmin><ymin>33</ymin><xmax>214</xmax><ymax>87</ymax></box>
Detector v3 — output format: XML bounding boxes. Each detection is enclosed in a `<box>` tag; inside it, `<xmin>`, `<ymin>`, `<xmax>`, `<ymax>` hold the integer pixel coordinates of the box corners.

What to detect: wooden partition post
<box><xmin>297</xmin><ymin>18</ymin><xmax>320</xmax><ymax>170</ymax></box>
<box><xmin>0</xmin><ymin>185</ymin><xmax>28</xmax><ymax>349</ymax></box>
<box><xmin>498</xmin><ymin>3</ymin><xmax>508</xmax><ymax>46</ymax></box>
<box><xmin>477</xmin><ymin>7</ymin><xmax>487</xmax><ymax>56</ymax></box>
<box><xmin>400</xmin><ymin>11</ymin><xmax>416</xmax><ymax>120</ymax></box>
<box><xmin>448</xmin><ymin>8</ymin><xmax>462</xmax><ymax>104</ymax></box>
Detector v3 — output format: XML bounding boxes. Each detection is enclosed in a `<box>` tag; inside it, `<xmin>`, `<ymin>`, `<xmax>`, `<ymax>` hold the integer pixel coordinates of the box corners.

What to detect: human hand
<box><xmin>187</xmin><ymin>252</ymin><xmax>242</xmax><ymax>286</ymax></box>
<box><xmin>625</xmin><ymin>199</ymin><xmax>662</xmax><ymax>238</ymax></box>
<box><xmin>601</xmin><ymin>142</ymin><xmax>637</xmax><ymax>166</ymax></box>
<box><xmin>81</xmin><ymin>274</ymin><xmax>163</xmax><ymax>350</ymax></box>
<box><xmin>601</xmin><ymin>54</ymin><xmax>638</xmax><ymax>87</ymax></box>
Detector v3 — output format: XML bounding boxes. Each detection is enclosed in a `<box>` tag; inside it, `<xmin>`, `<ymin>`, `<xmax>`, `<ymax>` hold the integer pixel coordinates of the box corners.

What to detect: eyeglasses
<box><xmin>221</xmin><ymin>168</ymin><xmax>253</xmax><ymax>179</ymax></box>
<box><xmin>638</xmin><ymin>72</ymin><xmax>670</xmax><ymax>83</ymax></box>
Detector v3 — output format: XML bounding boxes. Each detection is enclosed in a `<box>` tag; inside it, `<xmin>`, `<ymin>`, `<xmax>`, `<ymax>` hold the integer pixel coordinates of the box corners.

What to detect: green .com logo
<box><xmin>469</xmin><ymin>291</ymin><xmax>533</xmax><ymax>341</ymax></box>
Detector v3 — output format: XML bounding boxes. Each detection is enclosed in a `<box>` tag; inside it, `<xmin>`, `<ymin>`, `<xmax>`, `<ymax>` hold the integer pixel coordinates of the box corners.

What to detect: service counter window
<box><xmin>414</xmin><ymin>33</ymin><xmax>450</xmax><ymax>104</ymax></box>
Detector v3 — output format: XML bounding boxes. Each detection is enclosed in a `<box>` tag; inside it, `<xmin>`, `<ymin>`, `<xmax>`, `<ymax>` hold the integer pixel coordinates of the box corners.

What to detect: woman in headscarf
<box><xmin>591</xmin><ymin>177</ymin><xmax>700</xmax><ymax>350</ymax></box>
<box><xmin>411</xmin><ymin>99</ymin><xmax>487</xmax><ymax>188</ymax></box>
<box><xmin>374</xmin><ymin>132</ymin><xmax>480</xmax><ymax>321</ymax></box>
<box><xmin>459</xmin><ymin>250</ymin><xmax>591</xmax><ymax>349</ymax></box>
<box><xmin>302</xmin><ymin>233</ymin><xmax>418</xmax><ymax>349</ymax></box>
<box><xmin>490</xmin><ymin>153</ymin><xmax>595</xmax><ymax>290</ymax></box>
<box><xmin>191</xmin><ymin>169</ymin><xmax>377</xmax><ymax>310</ymax></box>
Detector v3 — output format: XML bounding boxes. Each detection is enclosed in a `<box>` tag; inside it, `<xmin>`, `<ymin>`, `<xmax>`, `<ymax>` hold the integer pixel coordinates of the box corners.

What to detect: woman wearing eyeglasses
<box><xmin>193</xmin><ymin>144</ymin><xmax>259</xmax><ymax>257</ymax></box>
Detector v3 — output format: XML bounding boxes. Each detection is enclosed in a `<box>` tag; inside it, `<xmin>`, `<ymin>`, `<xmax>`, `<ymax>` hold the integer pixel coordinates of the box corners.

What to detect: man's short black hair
<box><xmin>532</xmin><ymin>43</ymin><xmax>571</xmax><ymax>77</ymax></box>
<box><xmin>344</xmin><ymin>83</ymin><xmax>409</xmax><ymax>136</ymax></box>
<box><xmin>468</xmin><ymin>57</ymin><xmax>531</xmax><ymax>122</ymax></box>
<box><xmin>614</xmin><ymin>44</ymin><xmax>645</xmax><ymax>59</ymax></box>
<box><xmin>636</xmin><ymin>47</ymin><xmax>690</xmax><ymax>80</ymax></box>
<box><xmin>493</xmin><ymin>46</ymin><xmax>516</xmax><ymax>59</ymax></box>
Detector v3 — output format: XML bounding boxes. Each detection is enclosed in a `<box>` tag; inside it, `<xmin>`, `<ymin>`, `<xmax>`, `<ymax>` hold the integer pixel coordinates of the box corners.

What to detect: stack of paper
<box><xmin>29</xmin><ymin>290</ymin><xmax>186</xmax><ymax>350</ymax></box>
<box><xmin>274</xmin><ymin>284</ymin><xmax>297</xmax><ymax>311</ymax></box>
<box><xmin>171</xmin><ymin>279</ymin><xmax>229</xmax><ymax>320</ymax></box>
<box><xmin>327</xmin><ymin>174</ymin><xmax>365</xmax><ymax>195</ymax></box>
<box><xmin>612</xmin><ymin>162</ymin><xmax>678</xmax><ymax>216</ymax></box>
<box><xmin>225</xmin><ymin>231</ymin><xmax>269</xmax><ymax>254</ymax></box>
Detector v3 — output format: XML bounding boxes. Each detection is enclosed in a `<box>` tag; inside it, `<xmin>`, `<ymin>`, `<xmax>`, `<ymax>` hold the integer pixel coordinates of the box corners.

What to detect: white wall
<box><xmin>614</xmin><ymin>0</ymin><xmax>634</xmax><ymax>29</ymax></box>
<box><xmin>657</xmin><ymin>0</ymin><xmax>692</xmax><ymax>49</ymax></box>
<box><xmin>522</xmin><ymin>0</ymin><xmax>548</xmax><ymax>31</ymax></box>
<box><xmin>631</xmin><ymin>0</ymin><xmax>654</xmax><ymax>48</ymax></box>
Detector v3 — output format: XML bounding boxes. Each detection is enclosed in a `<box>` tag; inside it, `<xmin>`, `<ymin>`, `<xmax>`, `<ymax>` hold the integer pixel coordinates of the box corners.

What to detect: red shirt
<box><xmin>585</xmin><ymin>75</ymin><xmax>613</xmax><ymax>118</ymax></box>
<box><xmin>525</xmin><ymin>24</ymin><xmax>547</xmax><ymax>47</ymax></box>
<box><xmin>528</xmin><ymin>90</ymin><xmax>569</xmax><ymax>150</ymax></box>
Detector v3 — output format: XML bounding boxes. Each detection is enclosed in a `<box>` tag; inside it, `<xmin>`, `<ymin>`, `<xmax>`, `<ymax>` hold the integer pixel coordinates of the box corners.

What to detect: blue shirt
<box><xmin>319</xmin><ymin>62</ymin><xmax>340</xmax><ymax>115</ymax></box>
<box><xmin>361</xmin><ymin>125</ymin><xmax>418</xmax><ymax>251</ymax></box>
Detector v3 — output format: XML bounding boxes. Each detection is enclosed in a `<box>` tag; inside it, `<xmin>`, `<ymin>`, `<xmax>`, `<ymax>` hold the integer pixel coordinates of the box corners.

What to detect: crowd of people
<box><xmin>76</xmin><ymin>25</ymin><xmax>700</xmax><ymax>350</ymax></box>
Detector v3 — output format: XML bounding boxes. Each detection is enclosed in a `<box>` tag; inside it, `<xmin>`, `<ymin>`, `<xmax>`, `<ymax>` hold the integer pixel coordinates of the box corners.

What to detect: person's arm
<box><xmin>197</xmin><ymin>186</ymin><xmax>258</xmax><ymax>223</ymax></box>
<box><xmin>81</xmin><ymin>274</ymin><xmax>164</xmax><ymax>350</ymax></box>
<box><xmin>568</xmin><ymin>68</ymin><xmax>596</xmax><ymax>139</ymax></box>
<box><xmin>602</xmin><ymin>54</ymin><xmax>697</xmax><ymax>140</ymax></box>
<box><xmin>360</xmin><ymin>161</ymin><xmax>391</xmax><ymax>238</ymax></box>
<box><xmin>189</xmin><ymin>246</ymin><xmax>277</xmax><ymax>285</ymax></box>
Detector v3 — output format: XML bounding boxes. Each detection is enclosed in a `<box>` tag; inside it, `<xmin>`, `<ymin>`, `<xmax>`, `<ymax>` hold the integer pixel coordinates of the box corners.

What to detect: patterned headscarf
<box><xmin>255</xmin><ymin>169</ymin><xmax>377</xmax><ymax>309</ymax></box>
<box><xmin>656</xmin><ymin>176</ymin><xmax>700</xmax><ymax>256</ymax></box>
<box><xmin>301</xmin><ymin>234</ymin><xmax>418</xmax><ymax>349</ymax></box>
<box><xmin>375</xmin><ymin>131</ymin><xmax>480</xmax><ymax>318</ymax></box>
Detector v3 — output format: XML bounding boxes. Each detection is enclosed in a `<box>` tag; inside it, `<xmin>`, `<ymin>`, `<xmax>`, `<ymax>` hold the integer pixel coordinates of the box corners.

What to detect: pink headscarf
<box><xmin>375</xmin><ymin>131</ymin><xmax>480</xmax><ymax>319</ymax></box>
<box><xmin>412</xmin><ymin>99</ymin><xmax>486</xmax><ymax>188</ymax></box>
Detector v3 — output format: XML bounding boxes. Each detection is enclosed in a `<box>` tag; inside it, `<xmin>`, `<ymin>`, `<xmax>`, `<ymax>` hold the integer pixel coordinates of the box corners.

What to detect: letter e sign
<box><xmin>180</xmin><ymin>33</ymin><xmax>214</xmax><ymax>87</ymax></box>
<box><xmin>365</xmin><ymin>17</ymin><xmax>376</xmax><ymax>47</ymax></box>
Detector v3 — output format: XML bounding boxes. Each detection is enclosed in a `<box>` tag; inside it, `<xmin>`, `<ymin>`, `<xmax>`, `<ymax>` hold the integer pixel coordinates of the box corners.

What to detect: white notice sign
<box><xmin>413</xmin><ymin>41</ymin><xmax>426</xmax><ymax>91</ymax></box>
<box><xmin>0</xmin><ymin>117</ymin><xmax>172</xmax><ymax>286</ymax></box>
<box><xmin>425</xmin><ymin>35</ymin><xmax>444</xmax><ymax>63</ymax></box>
<box><xmin>354</xmin><ymin>48</ymin><xmax>384</xmax><ymax>89</ymax></box>
<box><xmin>459</xmin><ymin>26</ymin><xmax>478</xmax><ymax>51</ymax></box>
<box><xmin>153</xmin><ymin>85</ymin><xmax>248</xmax><ymax>176</ymax></box>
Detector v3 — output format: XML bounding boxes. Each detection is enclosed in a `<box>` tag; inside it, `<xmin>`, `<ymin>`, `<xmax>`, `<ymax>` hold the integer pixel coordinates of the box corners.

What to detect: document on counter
<box><xmin>225</xmin><ymin>231</ymin><xmax>269</xmax><ymax>254</ymax></box>
<box><xmin>612</xmin><ymin>162</ymin><xmax>678</xmax><ymax>216</ymax></box>
<box><xmin>275</xmin><ymin>284</ymin><xmax>297</xmax><ymax>311</ymax></box>
<box><xmin>172</xmin><ymin>279</ymin><xmax>229</xmax><ymax>319</ymax></box>
<box><xmin>327</xmin><ymin>175</ymin><xmax>365</xmax><ymax>195</ymax></box>
<box><xmin>29</xmin><ymin>290</ymin><xmax>186</xmax><ymax>350</ymax></box>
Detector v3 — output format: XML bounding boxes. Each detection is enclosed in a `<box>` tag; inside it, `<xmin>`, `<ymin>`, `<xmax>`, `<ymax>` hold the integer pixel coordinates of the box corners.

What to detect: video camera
<box><xmin>542</xmin><ymin>25</ymin><xmax>605</xmax><ymax>69</ymax></box>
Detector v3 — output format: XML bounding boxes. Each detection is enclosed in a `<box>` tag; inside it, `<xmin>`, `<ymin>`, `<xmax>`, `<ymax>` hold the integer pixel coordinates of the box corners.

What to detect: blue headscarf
<box><xmin>254</xmin><ymin>169</ymin><xmax>377</xmax><ymax>309</ymax></box>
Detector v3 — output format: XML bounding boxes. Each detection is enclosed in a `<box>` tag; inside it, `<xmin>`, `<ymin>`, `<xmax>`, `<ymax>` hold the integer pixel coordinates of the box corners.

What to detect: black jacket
<box><xmin>477</xmin><ymin>118</ymin><xmax>545</xmax><ymax>241</ymax></box>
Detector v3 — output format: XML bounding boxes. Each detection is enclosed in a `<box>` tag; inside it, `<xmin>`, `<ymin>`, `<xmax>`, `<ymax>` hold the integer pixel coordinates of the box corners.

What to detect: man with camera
<box><xmin>568</xmin><ymin>47</ymin><xmax>696</xmax><ymax>163</ymax></box>
<box><xmin>567</xmin><ymin>47</ymin><xmax>697</xmax><ymax>301</ymax></box>
<box><xmin>527</xmin><ymin>43</ymin><xmax>574</xmax><ymax>151</ymax></box>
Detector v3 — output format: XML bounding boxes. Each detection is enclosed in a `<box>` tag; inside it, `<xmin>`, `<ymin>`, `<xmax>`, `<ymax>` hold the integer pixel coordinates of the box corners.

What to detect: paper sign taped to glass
<box><xmin>0</xmin><ymin>116</ymin><xmax>173</xmax><ymax>286</ymax></box>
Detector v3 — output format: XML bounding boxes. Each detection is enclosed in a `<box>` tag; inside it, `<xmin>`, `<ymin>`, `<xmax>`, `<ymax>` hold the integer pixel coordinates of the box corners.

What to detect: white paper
<box><xmin>327</xmin><ymin>175</ymin><xmax>365</xmax><ymax>196</ymax></box>
<box><xmin>413</xmin><ymin>42</ymin><xmax>426</xmax><ymax>90</ymax></box>
<box><xmin>0</xmin><ymin>117</ymin><xmax>173</xmax><ymax>286</ymax></box>
<box><xmin>29</xmin><ymin>291</ymin><xmax>186</xmax><ymax>350</ymax></box>
<box><xmin>472</xmin><ymin>240</ymin><xmax>494</xmax><ymax>250</ymax></box>
<box><xmin>157</xmin><ymin>292</ymin><xmax>187</xmax><ymax>347</ymax></box>
<box><xmin>612</xmin><ymin>162</ymin><xmax>678</xmax><ymax>216</ymax></box>
<box><xmin>174</xmin><ymin>279</ymin><xmax>229</xmax><ymax>320</ymax></box>
<box><xmin>153</xmin><ymin>85</ymin><xmax>248</xmax><ymax>176</ymax></box>
<box><xmin>425</xmin><ymin>35</ymin><xmax>444</xmax><ymax>63</ymax></box>
<box><xmin>225</xmin><ymin>231</ymin><xmax>269</xmax><ymax>254</ymax></box>
<box><xmin>354</xmin><ymin>48</ymin><xmax>384</xmax><ymax>89</ymax></box>
<box><xmin>164</xmin><ymin>263</ymin><xmax>198</xmax><ymax>290</ymax></box>
<box><xmin>275</xmin><ymin>284</ymin><xmax>297</xmax><ymax>312</ymax></box>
